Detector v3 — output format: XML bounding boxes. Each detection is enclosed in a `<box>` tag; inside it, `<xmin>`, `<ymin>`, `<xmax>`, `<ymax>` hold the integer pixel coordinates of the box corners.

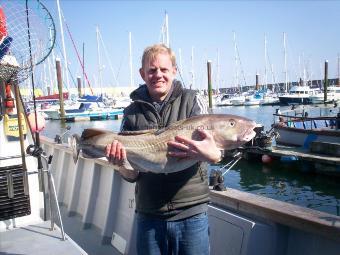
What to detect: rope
<box><xmin>64</xmin><ymin>20</ymin><xmax>93</xmax><ymax>95</ymax></box>
<box><xmin>215</xmin><ymin>152</ymin><xmax>242</xmax><ymax>177</ymax></box>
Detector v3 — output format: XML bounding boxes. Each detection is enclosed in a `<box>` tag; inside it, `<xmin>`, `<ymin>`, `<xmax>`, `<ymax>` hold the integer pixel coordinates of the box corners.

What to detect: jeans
<box><xmin>136</xmin><ymin>212</ymin><xmax>210</xmax><ymax>255</ymax></box>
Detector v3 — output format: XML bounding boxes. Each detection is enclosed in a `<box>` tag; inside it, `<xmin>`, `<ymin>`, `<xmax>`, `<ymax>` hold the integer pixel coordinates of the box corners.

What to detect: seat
<box><xmin>313</xmin><ymin>119</ymin><xmax>327</xmax><ymax>129</ymax></box>
<box><xmin>303</xmin><ymin>121</ymin><xmax>313</xmax><ymax>129</ymax></box>
<box><xmin>294</xmin><ymin>121</ymin><xmax>305</xmax><ymax>129</ymax></box>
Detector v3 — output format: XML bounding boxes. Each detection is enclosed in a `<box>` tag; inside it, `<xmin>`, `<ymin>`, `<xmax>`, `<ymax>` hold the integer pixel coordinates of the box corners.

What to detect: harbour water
<box><xmin>41</xmin><ymin>105</ymin><xmax>340</xmax><ymax>216</ymax></box>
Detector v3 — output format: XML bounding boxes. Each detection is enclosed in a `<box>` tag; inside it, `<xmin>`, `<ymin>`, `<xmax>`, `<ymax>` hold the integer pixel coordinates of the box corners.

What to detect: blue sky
<box><xmin>41</xmin><ymin>0</ymin><xmax>340</xmax><ymax>91</ymax></box>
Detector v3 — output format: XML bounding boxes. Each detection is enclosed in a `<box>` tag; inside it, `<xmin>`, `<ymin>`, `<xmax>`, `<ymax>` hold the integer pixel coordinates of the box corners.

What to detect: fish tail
<box><xmin>71</xmin><ymin>134</ymin><xmax>81</xmax><ymax>163</ymax></box>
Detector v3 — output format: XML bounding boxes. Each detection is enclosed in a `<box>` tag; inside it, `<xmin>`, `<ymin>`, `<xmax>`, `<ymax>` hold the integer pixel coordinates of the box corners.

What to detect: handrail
<box><xmin>273</xmin><ymin>113</ymin><xmax>337</xmax><ymax>121</ymax></box>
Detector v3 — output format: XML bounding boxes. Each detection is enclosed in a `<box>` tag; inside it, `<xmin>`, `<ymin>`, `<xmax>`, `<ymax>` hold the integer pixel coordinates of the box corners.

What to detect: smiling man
<box><xmin>139</xmin><ymin>45</ymin><xmax>176</xmax><ymax>102</ymax></box>
<box><xmin>106</xmin><ymin>44</ymin><xmax>222</xmax><ymax>255</ymax></box>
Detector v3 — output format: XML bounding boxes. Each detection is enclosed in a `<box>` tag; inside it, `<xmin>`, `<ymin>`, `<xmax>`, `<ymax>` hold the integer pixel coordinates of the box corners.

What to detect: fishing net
<box><xmin>0</xmin><ymin>0</ymin><xmax>55</xmax><ymax>83</ymax></box>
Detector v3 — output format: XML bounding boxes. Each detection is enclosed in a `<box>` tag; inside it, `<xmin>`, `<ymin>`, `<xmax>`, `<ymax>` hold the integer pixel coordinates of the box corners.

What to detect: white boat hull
<box><xmin>273</xmin><ymin>124</ymin><xmax>340</xmax><ymax>147</ymax></box>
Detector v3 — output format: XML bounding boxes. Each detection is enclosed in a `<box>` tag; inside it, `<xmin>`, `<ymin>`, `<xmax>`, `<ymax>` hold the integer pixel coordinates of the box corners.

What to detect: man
<box><xmin>106</xmin><ymin>44</ymin><xmax>222</xmax><ymax>255</ymax></box>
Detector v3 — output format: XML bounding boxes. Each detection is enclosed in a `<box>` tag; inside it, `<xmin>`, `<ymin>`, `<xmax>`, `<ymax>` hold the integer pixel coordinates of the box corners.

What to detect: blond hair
<box><xmin>141</xmin><ymin>44</ymin><xmax>176</xmax><ymax>68</ymax></box>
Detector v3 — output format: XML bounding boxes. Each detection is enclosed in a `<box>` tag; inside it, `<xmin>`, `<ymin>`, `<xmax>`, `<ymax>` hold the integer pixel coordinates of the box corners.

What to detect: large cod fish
<box><xmin>71</xmin><ymin>114</ymin><xmax>257</xmax><ymax>176</ymax></box>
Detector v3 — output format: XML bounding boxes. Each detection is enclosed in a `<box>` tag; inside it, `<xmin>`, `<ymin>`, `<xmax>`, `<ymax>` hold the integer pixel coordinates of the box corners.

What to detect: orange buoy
<box><xmin>261</xmin><ymin>154</ymin><xmax>272</xmax><ymax>164</ymax></box>
<box><xmin>28</xmin><ymin>112</ymin><xmax>46</xmax><ymax>132</ymax></box>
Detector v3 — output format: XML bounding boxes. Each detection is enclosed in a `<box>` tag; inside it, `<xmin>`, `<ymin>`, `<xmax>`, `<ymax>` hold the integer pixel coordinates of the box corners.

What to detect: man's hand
<box><xmin>105</xmin><ymin>141</ymin><xmax>139</xmax><ymax>182</ymax></box>
<box><xmin>105</xmin><ymin>140</ymin><xmax>126</xmax><ymax>166</ymax></box>
<box><xmin>167</xmin><ymin>129</ymin><xmax>222</xmax><ymax>163</ymax></box>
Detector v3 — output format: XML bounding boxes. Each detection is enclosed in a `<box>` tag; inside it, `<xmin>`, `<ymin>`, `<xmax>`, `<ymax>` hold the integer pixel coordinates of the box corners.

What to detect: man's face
<box><xmin>139</xmin><ymin>53</ymin><xmax>177</xmax><ymax>102</ymax></box>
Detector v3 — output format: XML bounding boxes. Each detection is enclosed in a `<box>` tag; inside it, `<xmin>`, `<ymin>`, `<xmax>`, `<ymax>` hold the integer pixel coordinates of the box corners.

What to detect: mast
<box><xmin>97</xmin><ymin>28</ymin><xmax>119</xmax><ymax>87</ymax></box>
<box><xmin>160</xmin><ymin>11</ymin><xmax>169</xmax><ymax>47</ymax></box>
<box><xmin>283</xmin><ymin>32</ymin><xmax>288</xmax><ymax>92</ymax></box>
<box><xmin>298</xmin><ymin>54</ymin><xmax>301</xmax><ymax>82</ymax></box>
<box><xmin>82</xmin><ymin>42</ymin><xmax>85</xmax><ymax>92</ymax></box>
<box><xmin>190</xmin><ymin>46</ymin><xmax>195</xmax><ymax>90</ymax></box>
<box><xmin>337</xmin><ymin>54</ymin><xmax>340</xmax><ymax>86</ymax></box>
<box><xmin>165</xmin><ymin>11</ymin><xmax>169</xmax><ymax>47</ymax></box>
<box><xmin>216</xmin><ymin>48</ymin><xmax>220</xmax><ymax>93</ymax></box>
<box><xmin>56</xmin><ymin>0</ymin><xmax>70</xmax><ymax>90</ymax></box>
<box><xmin>233</xmin><ymin>31</ymin><xmax>239</xmax><ymax>92</ymax></box>
<box><xmin>129</xmin><ymin>31</ymin><xmax>134</xmax><ymax>87</ymax></box>
<box><xmin>96</xmin><ymin>25</ymin><xmax>103</xmax><ymax>95</ymax></box>
<box><xmin>264</xmin><ymin>33</ymin><xmax>267</xmax><ymax>90</ymax></box>
<box><xmin>302</xmin><ymin>52</ymin><xmax>306</xmax><ymax>86</ymax></box>
<box><xmin>177</xmin><ymin>48</ymin><xmax>187</xmax><ymax>88</ymax></box>
<box><xmin>178</xmin><ymin>48</ymin><xmax>183</xmax><ymax>81</ymax></box>
<box><xmin>271</xmin><ymin>64</ymin><xmax>276</xmax><ymax>90</ymax></box>
<box><xmin>49</xmin><ymin>27</ymin><xmax>57</xmax><ymax>93</ymax></box>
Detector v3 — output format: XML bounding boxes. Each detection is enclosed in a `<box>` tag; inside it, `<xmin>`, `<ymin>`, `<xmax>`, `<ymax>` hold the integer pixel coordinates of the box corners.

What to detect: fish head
<box><xmin>212</xmin><ymin>115</ymin><xmax>257</xmax><ymax>150</ymax></box>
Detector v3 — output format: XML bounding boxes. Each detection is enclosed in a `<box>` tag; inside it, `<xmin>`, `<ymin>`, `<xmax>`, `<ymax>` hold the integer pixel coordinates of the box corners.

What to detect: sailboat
<box><xmin>278</xmin><ymin>33</ymin><xmax>320</xmax><ymax>105</ymax></box>
<box><xmin>229</xmin><ymin>32</ymin><xmax>248</xmax><ymax>106</ymax></box>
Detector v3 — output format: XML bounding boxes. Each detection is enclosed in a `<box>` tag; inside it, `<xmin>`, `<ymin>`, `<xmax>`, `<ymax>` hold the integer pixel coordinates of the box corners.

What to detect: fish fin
<box><xmin>81</xmin><ymin>128</ymin><xmax>113</xmax><ymax>139</ymax></box>
<box><xmin>71</xmin><ymin>134</ymin><xmax>80</xmax><ymax>163</ymax></box>
<box><xmin>117</xmin><ymin>166</ymin><xmax>139</xmax><ymax>183</ymax></box>
<box><xmin>118</xmin><ymin>129</ymin><xmax>157</xmax><ymax>136</ymax></box>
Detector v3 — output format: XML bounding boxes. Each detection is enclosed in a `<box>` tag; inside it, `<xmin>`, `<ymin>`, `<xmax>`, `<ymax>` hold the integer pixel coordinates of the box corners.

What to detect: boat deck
<box><xmin>0</xmin><ymin>221</ymin><xmax>87</xmax><ymax>255</ymax></box>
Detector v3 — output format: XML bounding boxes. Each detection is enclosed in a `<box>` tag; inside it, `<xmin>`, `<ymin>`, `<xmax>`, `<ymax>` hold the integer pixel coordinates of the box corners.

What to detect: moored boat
<box><xmin>35</xmin><ymin>92</ymin><xmax>69</xmax><ymax>102</ymax></box>
<box><xmin>215</xmin><ymin>93</ymin><xmax>233</xmax><ymax>106</ymax></box>
<box><xmin>230</xmin><ymin>93</ymin><xmax>246</xmax><ymax>106</ymax></box>
<box><xmin>272</xmin><ymin>106</ymin><xmax>340</xmax><ymax>148</ymax></box>
<box><xmin>260</xmin><ymin>92</ymin><xmax>280</xmax><ymax>105</ymax></box>
<box><xmin>309</xmin><ymin>86</ymin><xmax>340</xmax><ymax>104</ymax></box>
<box><xmin>278</xmin><ymin>85</ymin><xmax>320</xmax><ymax>105</ymax></box>
<box><xmin>244</xmin><ymin>92</ymin><xmax>262</xmax><ymax>106</ymax></box>
<box><xmin>43</xmin><ymin>101</ymin><xmax>124</xmax><ymax>121</ymax></box>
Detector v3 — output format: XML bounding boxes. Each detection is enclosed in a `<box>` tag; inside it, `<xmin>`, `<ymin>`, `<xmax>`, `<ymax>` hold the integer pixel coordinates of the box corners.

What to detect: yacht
<box><xmin>215</xmin><ymin>93</ymin><xmax>233</xmax><ymax>106</ymax></box>
<box><xmin>244</xmin><ymin>92</ymin><xmax>262</xmax><ymax>106</ymax></box>
<box><xmin>309</xmin><ymin>86</ymin><xmax>340</xmax><ymax>104</ymax></box>
<box><xmin>278</xmin><ymin>85</ymin><xmax>320</xmax><ymax>105</ymax></box>
<box><xmin>230</xmin><ymin>93</ymin><xmax>247</xmax><ymax>106</ymax></box>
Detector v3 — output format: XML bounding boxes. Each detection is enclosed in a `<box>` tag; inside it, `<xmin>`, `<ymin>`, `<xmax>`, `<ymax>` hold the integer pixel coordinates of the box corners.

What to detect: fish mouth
<box><xmin>240</xmin><ymin>122</ymin><xmax>258</xmax><ymax>142</ymax></box>
<box><xmin>242</xmin><ymin>130</ymin><xmax>256</xmax><ymax>141</ymax></box>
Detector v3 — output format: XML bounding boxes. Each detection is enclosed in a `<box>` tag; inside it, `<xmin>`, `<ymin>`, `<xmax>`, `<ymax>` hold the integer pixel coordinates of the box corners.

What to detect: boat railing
<box><xmin>273</xmin><ymin>113</ymin><xmax>339</xmax><ymax>130</ymax></box>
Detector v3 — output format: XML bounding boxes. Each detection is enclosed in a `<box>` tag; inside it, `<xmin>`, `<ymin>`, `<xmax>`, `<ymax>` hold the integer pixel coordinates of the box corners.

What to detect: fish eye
<box><xmin>228</xmin><ymin>119</ymin><xmax>236</xmax><ymax>127</ymax></box>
